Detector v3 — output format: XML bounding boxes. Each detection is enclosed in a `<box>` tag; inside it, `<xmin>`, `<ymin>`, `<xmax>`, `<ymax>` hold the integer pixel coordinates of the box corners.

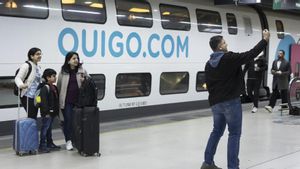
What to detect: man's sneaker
<box><xmin>265</xmin><ymin>105</ymin><xmax>273</xmax><ymax>113</ymax></box>
<box><xmin>251</xmin><ymin>107</ymin><xmax>258</xmax><ymax>113</ymax></box>
<box><xmin>66</xmin><ymin>140</ymin><xmax>73</xmax><ymax>151</ymax></box>
<box><xmin>47</xmin><ymin>142</ymin><xmax>61</xmax><ymax>151</ymax></box>
<box><xmin>200</xmin><ymin>162</ymin><xmax>222</xmax><ymax>169</ymax></box>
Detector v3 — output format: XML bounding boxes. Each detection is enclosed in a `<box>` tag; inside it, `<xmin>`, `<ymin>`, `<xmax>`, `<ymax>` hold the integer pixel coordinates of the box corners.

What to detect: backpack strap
<box><xmin>24</xmin><ymin>61</ymin><xmax>32</xmax><ymax>82</ymax></box>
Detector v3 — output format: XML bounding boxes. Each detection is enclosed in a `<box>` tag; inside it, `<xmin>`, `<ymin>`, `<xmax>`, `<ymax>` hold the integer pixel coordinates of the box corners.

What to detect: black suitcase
<box><xmin>72</xmin><ymin>106</ymin><xmax>100</xmax><ymax>156</ymax></box>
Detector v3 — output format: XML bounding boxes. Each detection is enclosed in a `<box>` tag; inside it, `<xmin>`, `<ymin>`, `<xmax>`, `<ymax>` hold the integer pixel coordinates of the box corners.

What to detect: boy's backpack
<box><xmin>13</xmin><ymin>61</ymin><xmax>32</xmax><ymax>96</ymax></box>
<box><xmin>77</xmin><ymin>76</ymin><xmax>98</xmax><ymax>107</ymax></box>
<box><xmin>34</xmin><ymin>83</ymin><xmax>49</xmax><ymax>108</ymax></box>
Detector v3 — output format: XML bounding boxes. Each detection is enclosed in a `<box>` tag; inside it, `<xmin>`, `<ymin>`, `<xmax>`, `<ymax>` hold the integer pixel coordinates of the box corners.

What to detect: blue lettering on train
<box><xmin>58</xmin><ymin>27</ymin><xmax>189</xmax><ymax>59</ymax></box>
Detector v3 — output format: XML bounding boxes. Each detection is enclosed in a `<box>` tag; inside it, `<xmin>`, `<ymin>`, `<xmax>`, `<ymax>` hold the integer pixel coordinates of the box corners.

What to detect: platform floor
<box><xmin>1</xmin><ymin>103</ymin><xmax>300</xmax><ymax>169</ymax></box>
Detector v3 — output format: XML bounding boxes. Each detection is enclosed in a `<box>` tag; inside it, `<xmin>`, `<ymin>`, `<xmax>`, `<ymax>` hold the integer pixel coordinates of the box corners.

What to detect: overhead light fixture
<box><xmin>84</xmin><ymin>1</ymin><xmax>92</xmax><ymax>5</ymax></box>
<box><xmin>90</xmin><ymin>3</ymin><xmax>103</xmax><ymax>8</ymax></box>
<box><xmin>162</xmin><ymin>11</ymin><xmax>170</xmax><ymax>15</ymax></box>
<box><xmin>129</xmin><ymin>8</ymin><xmax>150</xmax><ymax>13</ymax></box>
<box><xmin>62</xmin><ymin>0</ymin><xmax>75</xmax><ymax>4</ymax></box>
<box><xmin>5</xmin><ymin>0</ymin><xmax>17</xmax><ymax>9</ymax></box>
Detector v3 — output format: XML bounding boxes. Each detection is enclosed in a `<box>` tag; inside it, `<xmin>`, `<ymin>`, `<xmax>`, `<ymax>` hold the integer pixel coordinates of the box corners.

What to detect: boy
<box><xmin>38</xmin><ymin>68</ymin><xmax>61</xmax><ymax>153</ymax></box>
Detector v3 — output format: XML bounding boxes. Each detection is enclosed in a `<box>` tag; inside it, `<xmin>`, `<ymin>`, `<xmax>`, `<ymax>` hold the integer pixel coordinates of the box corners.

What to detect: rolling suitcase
<box><xmin>13</xmin><ymin>93</ymin><xmax>38</xmax><ymax>156</ymax></box>
<box><xmin>72</xmin><ymin>106</ymin><xmax>100</xmax><ymax>156</ymax></box>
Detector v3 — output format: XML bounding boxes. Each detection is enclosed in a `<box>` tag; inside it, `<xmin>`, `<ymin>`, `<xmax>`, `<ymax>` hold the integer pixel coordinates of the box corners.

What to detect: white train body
<box><xmin>0</xmin><ymin>0</ymin><xmax>299</xmax><ymax>123</ymax></box>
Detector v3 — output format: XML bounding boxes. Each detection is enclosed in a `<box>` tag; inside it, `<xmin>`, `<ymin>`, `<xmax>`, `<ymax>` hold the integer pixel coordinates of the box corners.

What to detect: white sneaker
<box><xmin>265</xmin><ymin>106</ymin><xmax>273</xmax><ymax>113</ymax></box>
<box><xmin>66</xmin><ymin>140</ymin><xmax>73</xmax><ymax>151</ymax></box>
<box><xmin>251</xmin><ymin>107</ymin><xmax>258</xmax><ymax>113</ymax></box>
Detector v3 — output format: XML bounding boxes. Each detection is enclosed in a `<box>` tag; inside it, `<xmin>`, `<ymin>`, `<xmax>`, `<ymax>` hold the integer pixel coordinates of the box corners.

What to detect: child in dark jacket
<box><xmin>39</xmin><ymin>68</ymin><xmax>61</xmax><ymax>153</ymax></box>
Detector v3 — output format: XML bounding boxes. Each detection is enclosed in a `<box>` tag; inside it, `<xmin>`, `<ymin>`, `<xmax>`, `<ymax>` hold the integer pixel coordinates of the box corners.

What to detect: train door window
<box><xmin>0</xmin><ymin>77</ymin><xmax>16</xmax><ymax>107</ymax></box>
<box><xmin>196</xmin><ymin>9</ymin><xmax>222</xmax><ymax>34</ymax></box>
<box><xmin>276</xmin><ymin>20</ymin><xmax>284</xmax><ymax>39</ymax></box>
<box><xmin>90</xmin><ymin>74</ymin><xmax>105</xmax><ymax>100</ymax></box>
<box><xmin>226</xmin><ymin>13</ymin><xmax>237</xmax><ymax>35</ymax></box>
<box><xmin>160</xmin><ymin>72</ymin><xmax>189</xmax><ymax>95</ymax></box>
<box><xmin>116</xmin><ymin>0</ymin><xmax>153</xmax><ymax>28</ymax></box>
<box><xmin>243</xmin><ymin>17</ymin><xmax>253</xmax><ymax>36</ymax></box>
<box><xmin>0</xmin><ymin>0</ymin><xmax>48</xmax><ymax>19</ymax></box>
<box><xmin>159</xmin><ymin>4</ymin><xmax>190</xmax><ymax>31</ymax></box>
<box><xmin>61</xmin><ymin>0</ymin><xmax>106</xmax><ymax>23</ymax></box>
<box><xmin>196</xmin><ymin>72</ymin><xmax>207</xmax><ymax>92</ymax></box>
<box><xmin>116</xmin><ymin>73</ymin><xmax>151</xmax><ymax>98</ymax></box>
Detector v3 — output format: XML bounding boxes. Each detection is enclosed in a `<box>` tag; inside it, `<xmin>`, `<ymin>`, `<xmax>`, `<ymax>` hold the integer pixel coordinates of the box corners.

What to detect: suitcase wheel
<box><xmin>97</xmin><ymin>153</ymin><xmax>101</xmax><ymax>157</ymax></box>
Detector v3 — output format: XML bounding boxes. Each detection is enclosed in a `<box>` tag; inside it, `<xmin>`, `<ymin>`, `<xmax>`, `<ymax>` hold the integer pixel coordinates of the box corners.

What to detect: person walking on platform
<box><xmin>243</xmin><ymin>55</ymin><xmax>268</xmax><ymax>113</ymax></box>
<box><xmin>264</xmin><ymin>50</ymin><xmax>291</xmax><ymax>113</ymax></box>
<box><xmin>201</xmin><ymin>29</ymin><xmax>270</xmax><ymax>169</ymax></box>
<box><xmin>57</xmin><ymin>51</ymin><xmax>88</xmax><ymax>151</ymax></box>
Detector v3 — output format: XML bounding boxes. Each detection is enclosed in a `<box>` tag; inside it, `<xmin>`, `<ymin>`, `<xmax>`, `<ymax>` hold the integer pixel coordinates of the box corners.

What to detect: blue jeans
<box><xmin>40</xmin><ymin>116</ymin><xmax>53</xmax><ymax>147</ymax></box>
<box><xmin>204</xmin><ymin>98</ymin><xmax>242</xmax><ymax>169</ymax></box>
<box><xmin>62</xmin><ymin>103</ymin><xmax>74</xmax><ymax>142</ymax></box>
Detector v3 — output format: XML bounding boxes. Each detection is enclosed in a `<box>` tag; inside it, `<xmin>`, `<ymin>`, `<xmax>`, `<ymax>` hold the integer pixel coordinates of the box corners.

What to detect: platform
<box><xmin>1</xmin><ymin>103</ymin><xmax>300</xmax><ymax>169</ymax></box>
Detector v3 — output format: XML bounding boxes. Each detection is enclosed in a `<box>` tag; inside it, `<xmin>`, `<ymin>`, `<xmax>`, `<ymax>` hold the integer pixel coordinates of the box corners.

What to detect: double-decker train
<box><xmin>0</xmin><ymin>0</ymin><xmax>300</xmax><ymax>135</ymax></box>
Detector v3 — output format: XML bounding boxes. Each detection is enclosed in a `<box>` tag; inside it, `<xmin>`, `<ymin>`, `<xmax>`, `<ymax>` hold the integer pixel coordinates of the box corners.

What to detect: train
<box><xmin>0</xmin><ymin>0</ymin><xmax>300</xmax><ymax>135</ymax></box>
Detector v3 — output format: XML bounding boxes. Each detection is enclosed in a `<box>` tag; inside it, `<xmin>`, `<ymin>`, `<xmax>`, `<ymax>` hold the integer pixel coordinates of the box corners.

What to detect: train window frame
<box><xmin>89</xmin><ymin>74</ymin><xmax>105</xmax><ymax>100</ymax></box>
<box><xmin>0</xmin><ymin>0</ymin><xmax>49</xmax><ymax>19</ymax></box>
<box><xmin>115</xmin><ymin>0</ymin><xmax>153</xmax><ymax>28</ymax></box>
<box><xmin>243</xmin><ymin>17</ymin><xmax>253</xmax><ymax>36</ymax></box>
<box><xmin>226</xmin><ymin>13</ymin><xmax>238</xmax><ymax>35</ymax></box>
<box><xmin>159</xmin><ymin>4</ymin><xmax>191</xmax><ymax>31</ymax></box>
<box><xmin>275</xmin><ymin>20</ymin><xmax>284</xmax><ymax>39</ymax></box>
<box><xmin>61</xmin><ymin>0</ymin><xmax>107</xmax><ymax>24</ymax></box>
<box><xmin>0</xmin><ymin>76</ymin><xmax>18</xmax><ymax>108</ymax></box>
<box><xmin>196</xmin><ymin>9</ymin><xmax>222</xmax><ymax>34</ymax></box>
<box><xmin>160</xmin><ymin>72</ymin><xmax>189</xmax><ymax>95</ymax></box>
<box><xmin>196</xmin><ymin>72</ymin><xmax>207</xmax><ymax>92</ymax></box>
<box><xmin>115</xmin><ymin>73</ymin><xmax>152</xmax><ymax>99</ymax></box>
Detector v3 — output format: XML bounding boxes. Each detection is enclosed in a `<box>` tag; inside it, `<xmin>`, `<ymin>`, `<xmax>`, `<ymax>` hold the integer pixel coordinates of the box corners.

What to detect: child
<box><xmin>38</xmin><ymin>68</ymin><xmax>61</xmax><ymax>153</ymax></box>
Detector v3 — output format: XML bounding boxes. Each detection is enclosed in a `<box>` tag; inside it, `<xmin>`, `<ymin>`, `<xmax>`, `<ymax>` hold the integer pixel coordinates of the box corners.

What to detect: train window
<box><xmin>116</xmin><ymin>73</ymin><xmax>151</xmax><ymax>98</ymax></box>
<box><xmin>0</xmin><ymin>0</ymin><xmax>48</xmax><ymax>19</ymax></box>
<box><xmin>61</xmin><ymin>0</ymin><xmax>106</xmax><ymax>24</ymax></box>
<box><xmin>116</xmin><ymin>0</ymin><xmax>153</xmax><ymax>28</ymax></box>
<box><xmin>196</xmin><ymin>72</ymin><xmax>207</xmax><ymax>92</ymax></box>
<box><xmin>90</xmin><ymin>74</ymin><xmax>105</xmax><ymax>100</ymax></box>
<box><xmin>226</xmin><ymin>13</ymin><xmax>237</xmax><ymax>35</ymax></box>
<box><xmin>276</xmin><ymin>20</ymin><xmax>284</xmax><ymax>39</ymax></box>
<box><xmin>160</xmin><ymin>72</ymin><xmax>189</xmax><ymax>95</ymax></box>
<box><xmin>159</xmin><ymin>4</ymin><xmax>190</xmax><ymax>31</ymax></box>
<box><xmin>196</xmin><ymin>9</ymin><xmax>222</xmax><ymax>34</ymax></box>
<box><xmin>0</xmin><ymin>77</ymin><xmax>17</xmax><ymax>107</ymax></box>
<box><xmin>243</xmin><ymin>17</ymin><xmax>253</xmax><ymax>36</ymax></box>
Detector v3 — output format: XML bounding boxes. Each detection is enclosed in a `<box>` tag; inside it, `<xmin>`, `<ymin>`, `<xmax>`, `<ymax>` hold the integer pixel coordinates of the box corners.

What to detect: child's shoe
<box><xmin>47</xmin><ymin>142</ymin><xmax>61</xmax><ymax>151</ymax></box>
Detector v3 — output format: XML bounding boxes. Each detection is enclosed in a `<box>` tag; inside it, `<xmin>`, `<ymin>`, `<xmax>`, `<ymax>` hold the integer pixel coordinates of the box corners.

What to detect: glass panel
<box><xmin>226</xmin><ymin>13</ymin><xmax>237</xmax><ymax>35</ymax></box>
<box><xmin>196</xmin><ymin>9</ymin><xmax>222</xmax><ymax>33</ymax></box>
<box><xmin>160</xmin><ymin>72</ymin><xmax>189</xmax><ymax>95</ymax></box>
<box><xmin>196</xmin><ymin>72</ymin><xmax>207</xmax><ymax>92</ymax></box>
<box><xmin>0</xmin><ymin>78</ymin><xmax>17</xmax><ymax>106</ymax></box>
<box><xmin>0</xmin><ymin>0</ymin><xmax>48</xmax><ymax>18</ymax></box>
<box><xmin>90</xmin><ymin>74</ymin><xmax>105</xmax><ymax>100</ymax></box>
<box><xmin>243</xmin><ymin>17</ymin><xmax>253</xmax><ymax>36</ymax></box>
<box><xmin>160</xmin><ymin>4</ymin><xmax>190</xmax><ymax>31</ymax></box>
<box><xmin>116</xmin><ymin>0</ymin><xmax>152</xmax><ymax>27</ymax></box>
<box><xmin>276</xmin><ymin>20</ymin><xmax>284</xmax><ymax>39</ymax></box>
<box><xmin>61</xmin><ymin>0</ymin><xmax>106</xmax><ymax>23</ymax></box>
<box><xmin>116</xmin><ymin>73</ymin><xmax>151</xmax><ymax>98</ymax></box>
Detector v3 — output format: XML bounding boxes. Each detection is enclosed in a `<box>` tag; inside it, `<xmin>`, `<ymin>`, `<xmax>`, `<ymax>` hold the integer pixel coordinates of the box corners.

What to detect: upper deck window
<box><xmin>275</xmin><ymin>20</ymin><xmax>284</xmax><ymax>39</ymax></box>
<box><xmin>0</xmin><ymin>0</ymin><xmax>48</xmax><ymax>19</ymax></box>
<box><xmin>61</xmin><ymin>0</ymin><xmax>106</xmax><ymax>24</ymax></box>
<box><xmin>226</xmin><ymin>13</ymin><xmax>237</xmax><ymax>35</ymax></box>
<box><xmin>116</xmin><ymin>0</ymin><xmax>153</xmax><ymax>28</ymax></box>
<box><xmin>159</xmin><ymin>4</ymin><xmax>190</xmax><ymax>31</ymax></box>
<box><xmin>196</xmin><ymin>9</ymin><xmax>222</xmax><ymax>34</ymax></box>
